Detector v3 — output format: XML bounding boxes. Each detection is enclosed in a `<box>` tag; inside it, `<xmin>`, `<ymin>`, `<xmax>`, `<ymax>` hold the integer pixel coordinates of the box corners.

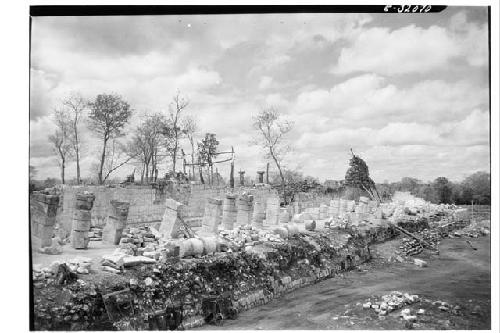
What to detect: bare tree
<box><xmin>88</xmin><ymin>94</ymin><xmax>132</xmax><ymax>184</ymax></box>
<box><xmin>147</xmin><ymin>113</ymin><xmax>167</xmax><ymax>180</ymax></box>
<box><xmin>62</xmin><ymin>93</ymin><xmax>86</xmax><ymax>184</ymax></box>
<box><xmin>252</xmin><ymin>107</ymin><xmax>293</xmax><ymax>202</ymax></box>
<box><xmin>128</xmin><ymin>126</ymin><xmax>151</xmax><ymax>183</ymax></box>
<box><xmin>181</xmin><ymin>115</ymin><xmax>199</xmax><ymax>180</ymax></box>
<box><xmin>101</xmin><ymin>138</ymin><xmax>135</xmax><ymax>183</ymax></box>
<box><xmin>49</xmin><ymin>109</ymin><xmax>73</xmax><ymax>184</ymax></box>
<box><xmin>127</xmin><ymin>113</ymin><xmax>166</xmax><ymax>183</ymax></box>
<box><xmin>165</xmin><ymin>91</ymin><xmax>189</xmax><ymax>174</ymax></box>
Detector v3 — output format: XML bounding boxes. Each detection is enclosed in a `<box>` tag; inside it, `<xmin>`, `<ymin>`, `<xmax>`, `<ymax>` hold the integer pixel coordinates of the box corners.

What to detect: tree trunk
<box><xmin>140</xmin><ymin>164</ymin><xmax>145</xmax><ymax>184</ymax></box>
<box><xmin>75</xmin><ymin>146</ymin><xmax>80</xmax><ymax>184</ymax></box>
<box><xmin>172</xmin><ymin>137</ymin><xmax>178</xmax><ymax>174</ymax></box>
<box><xmin>61</xmin><ymin>158</ymin><xmax>66</xmax><ymax>185</ymax></box>
<box><xmin>269</xmin><ymin>148</ymin><xmax>286</xmax><ymax>204</ymax></box>
<box><xmin>361</xmin><ymin>184</ymin><xmax>375</xmax><ymax>200</ymax></box>
<box><xmin>199</xmin><ymin>165</ymin><xmax>205</xmax><ymax>184</ymax></box>
<box><xmin>74</xmin><ymin>125</ymin><xmax>81</xmax><ymax>184</ymax></box>
<box><xmin>229</xmin><ymin>162</ymin><xmax>234</xmax><ymax>189</ymax></box>
<box><xmin>98</xmin><ymin>137</ymin><xmax>108</xmax><ymax>185</ymax></box>
<box><xmin>190</xmin><ymin>139</ymin><xmax>196</xmax><ymax>180</ymax></box>
<box><xmin>144</xmin><ymin>162</ymin><xmax>149</xmax><ymax>183</ymax></box>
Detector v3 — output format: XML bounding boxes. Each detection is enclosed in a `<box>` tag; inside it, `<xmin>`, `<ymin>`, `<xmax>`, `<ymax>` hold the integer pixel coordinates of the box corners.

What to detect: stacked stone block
<box><xmin>279</xmin><ymin>208</ymin><xmax>291</xmax><ymax>224</ymax></box>
<box><xmin>236</xmin><ymin>194</ymin><xmax>253</xmax><ymax>226</ymax></box>
<box><xmin>264</xmin><ymin>195</ymin><xmax>280</xmax><ymax>226</ymax></box>
<box><xmin>252</xmin><ymin>198</ymin><xmax>266</xmax><ymax>228</ymax></box>
<box><xmin>201</xmin><ymin>198</ymin><xmax>223</xmax><ymax>235</ymax></box>
<box><xmin>30</xmin><ymin>191</ymin><xmax>60</xmax><ymax>247</ymax></box>
<box><xmin>222</xmin><ymin>194</ymin><xmax>238</xmax><ymax>230</ymax></box>
<box><xmin>71</xmin><ymin>192</ymin><xmax>95</xmax><ymax>249</ymax></box>
<box><xmin>159</xmin><ymin>199</ymin><xmax>186</xmax><ymax>239</ymax></box>
<box><xmin>102</xmin><ymin>200</ymin><xmax>130</xmax><ymax>245</ymax></box>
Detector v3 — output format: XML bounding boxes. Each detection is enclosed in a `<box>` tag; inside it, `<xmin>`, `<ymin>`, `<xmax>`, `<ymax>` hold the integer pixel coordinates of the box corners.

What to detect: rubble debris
<box><xmin>32</xmin><ymin>189</ymin><xmax>480</xmax><ymax>330</ymax></box>
<box><xmin>413</xmin><ymin>258</ymin><xmax>428</xmax><ymax>267</ymax></box>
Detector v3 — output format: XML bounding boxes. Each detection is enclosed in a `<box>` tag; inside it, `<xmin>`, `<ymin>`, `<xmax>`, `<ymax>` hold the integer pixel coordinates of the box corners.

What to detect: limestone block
<box><xmin>279</xmin><ymin>208</ymin><xmax>290</xmax><ymax>223</ymax></box>
<box><xmin>319</xmin><ymin>204</ymin><xmax>328</xmax><ymax>219</ymax></box>
<box><xmin>71</xmin><ymin>230</ymin><xmax>89</xmax><ymax>249</ymax></box>
<box><xmin>236</xmin><ymin>194</ymin><xmax>254</xmax><ymax>226</ymax></box>
<box><xmin>252</xmin><ymin>200</ymin><xmax>266</xmax><ymax>228</ymax></box>
<box><xmin>264</xmin><ymin>196</ymin><xmax>280</xmax><ymax>226</ymax></box>
<box><xmin>159</xmin><ymin>199</ymin><xmax>185</xmax><ymax>239</ymax></box>
<box><xmin>201</xmin><ymin>198</ymin><xmax>223</xmax><ymax>235</ymax></box>
<box><xmin>222</xmin><ymin>194</ymin><xmax>238</xmax><ymax>230</ymax></box>
<box><xmin>102</xmin><ymin>201</ymin><xmax>130</xmax><ymax>245</ymax></box>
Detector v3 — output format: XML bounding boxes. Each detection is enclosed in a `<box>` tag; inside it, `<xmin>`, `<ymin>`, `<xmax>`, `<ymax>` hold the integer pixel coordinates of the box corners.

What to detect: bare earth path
<box><xmin>196</xmin><ymin>236</ymin><xmax>491</xmax><ymax>330</ymax></box>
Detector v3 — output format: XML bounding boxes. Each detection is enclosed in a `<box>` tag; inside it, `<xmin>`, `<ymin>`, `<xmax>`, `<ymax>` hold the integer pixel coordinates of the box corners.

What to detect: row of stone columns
<box><xmin>200</xmin><ymin>192</ymin><xmax>281</xmax><ymax>234</ymax></box>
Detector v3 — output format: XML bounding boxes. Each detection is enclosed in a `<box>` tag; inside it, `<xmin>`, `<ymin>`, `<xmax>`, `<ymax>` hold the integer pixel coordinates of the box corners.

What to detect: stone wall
<box><xmin>41</xmin><ymin>183</ymin><xmax>283</xmax><ymax>238</ymax></box>
<box><xmin>56</xmin><ymin>185</ymin><xmax>165</xmax><ymax>234</ymax></box>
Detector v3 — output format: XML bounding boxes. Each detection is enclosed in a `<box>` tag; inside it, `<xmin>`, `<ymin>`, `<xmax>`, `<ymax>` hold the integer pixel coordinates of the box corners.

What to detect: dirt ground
<box><xmin>196</xmin><ymin>235</ymin><xmax>491</xmax><ymax>330</ymax></box>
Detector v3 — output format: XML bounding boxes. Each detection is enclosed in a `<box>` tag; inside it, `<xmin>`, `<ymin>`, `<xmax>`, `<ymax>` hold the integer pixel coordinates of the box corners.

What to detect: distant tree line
<box><xmin>376</xmin><ymin>172</ymin><xmax>491</xmax><ymax>205</ymax></box>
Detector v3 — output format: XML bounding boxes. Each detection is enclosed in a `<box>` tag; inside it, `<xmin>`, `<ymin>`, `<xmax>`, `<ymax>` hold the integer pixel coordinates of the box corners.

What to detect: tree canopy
<box><xmin>344</xmin><ymin>150</ymin><xmax>379</xmax><ymax>200</ymax></box>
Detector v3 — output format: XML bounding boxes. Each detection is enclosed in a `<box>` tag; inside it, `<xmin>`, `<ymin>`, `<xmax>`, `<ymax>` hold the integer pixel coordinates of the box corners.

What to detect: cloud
<box><xmin>258</xmin><ymin>76</ymin><xmax>274</xmax><ymax>90</ymax></box>
<box><xmin>290</xmin><ymin>74</ymin><xmax>487</xmax><ymax>131</ymax></box>
<box><xmin>332</xmin><ymin>11</ymin><xmax>488</xmax><ymax>76</ymax></box>
<box><xmin>29</xmin><ymin>10</ymin><xmax>490</xmax><ymax>183</ymax></box>
<box><xmin>441</xmin><ymin>109</ymin><xmax>490</xmax><ymax>146</ymax></box>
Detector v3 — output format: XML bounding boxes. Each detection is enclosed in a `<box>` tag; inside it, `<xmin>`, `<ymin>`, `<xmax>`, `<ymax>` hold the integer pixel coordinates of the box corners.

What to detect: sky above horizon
<box><xmin>29</xmin><ymin>7</ymin><xmax>490</xmax><ymax>183</ymax></box>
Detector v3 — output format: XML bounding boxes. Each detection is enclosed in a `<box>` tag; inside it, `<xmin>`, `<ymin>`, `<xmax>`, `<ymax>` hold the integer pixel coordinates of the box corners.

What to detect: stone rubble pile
<box><xmin>451</xmin><ymin>220</ymin><xmax>490</xmax><ymax>238</ymax></box>
<box><xmin>118</xmin><ymin>226</ymin><xmax>161</xmax><ymax>256</ymax></box>
<box><xmin>32</xmin><ymin>188</ymin><xmax>480</xmax><ymax>330</ymax></box>
<box><xmin>420</xmin><ymin>228</ymin><xmax>441</xmax><ymax>247</ymax></box>
<box><xmin>33</xmin><ymin>227</ymin><xmax>379</xmax><ymax>330</ymax></box>
<box><xmin>33</xmin><ymin>257</ymin><xmax>93</xmax><ymax>283</ymax></box>
<box><xmin>399</xmin><ymin>238</ymin><xmax>423</xmax><ymax>256</ymax></box>
<box><xmin>362</xmin><ymin>291</ymin><xmax>420</xmax><ymax>317</ymax></box>
<box><xmin>88</xmin><ymin>226</ymin><xmax>103</xmax><ymax>241</ymax></box>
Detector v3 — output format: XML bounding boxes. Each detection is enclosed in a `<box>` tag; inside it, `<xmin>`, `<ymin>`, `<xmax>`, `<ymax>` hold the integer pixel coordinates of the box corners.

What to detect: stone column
<box><xmin>201</xmin><ymin>198</ymin><xmax>223</xmax><ymax>235</ymax></box>
<box><xmin>102</xmin><ymin>200</ymin><xmax>130</xmax><ymax>245</ymax></box>
<box><xmin>347</xmin><ymin>200</ymin><xmax>356</xmax><ymax>212</ymax></box>
<box><xmin>264</xmin><ymin>195</ymin><xmax>280</xmax><ymax>226</ymax></box>
<box><xmin>252</xmin><ymin>198</ymin><xmax>266</xmax><ymax>229</ymax></box>
<box><xmin>222</xmin><ymin>194</ymin><xmax>238</xmax><ymax>230</ymax></box>
<box><xmin>279</xmin><ymin>207</ymin><xmax>291</xmax><ymax>223</ymax></box>
<box><xmin>257</xmin><ymin>171</ymin><xmax>265</xmax><ymax>184</ymax></box>
<box><xmin>30</xmin><ymin>191</ymin><xmax>59</xmax><ymax>247</ymax></box>
<box><xmin>292</xmin><ymin>201</ymin><xmax>300</xmax><ymax>215</ymax></box>
<box><xmin>71</xmin><ymin>192</ymin><xmax>95</xmax><ymax>249</ymax></box>
<box><xmin>329</xmin><ymin>199</ymin><xmax>340</xmax><ymax>217</ymax></box>
<box><xmin>159</xmin><ymin>199</ymin><xmax>186</xmax><ymax>239</ymax></box>
<box><xmin>319</xmin><ymin>204</ymin><xmax>328</xmax><ymax>219</ymax></box>
<box><xmin>236</xmin><ymin>194</ymin><xmax>253</xmax><ymax>226</ymax></box>
<box><xmin>238</xmin><ymin>171</ymin><xmax>245</xmax><ymax>186</ymax></box>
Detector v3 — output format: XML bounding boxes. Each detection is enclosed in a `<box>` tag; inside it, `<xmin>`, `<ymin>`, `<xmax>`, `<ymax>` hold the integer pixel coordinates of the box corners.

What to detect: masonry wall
<box><xmin>56</xmin><ymin>185</ymin><xmax>166</xmax><ymax>234</ymax></box>
<box><xmin>50</xmin><ymin>183</ymin><xmax>285</xmax><ymax>236</ymax></box>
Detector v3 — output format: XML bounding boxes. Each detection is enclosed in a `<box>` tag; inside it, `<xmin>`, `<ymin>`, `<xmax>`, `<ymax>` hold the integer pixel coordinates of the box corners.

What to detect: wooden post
<box><xmin>229</xmin><ymin>146</ymin><xmax>235</xmax><ymax>189</ymax></box>
<box><xmin>266</xmin><ymin>162</ymin><xmax>270</xmax><ymax>184</ymax></box>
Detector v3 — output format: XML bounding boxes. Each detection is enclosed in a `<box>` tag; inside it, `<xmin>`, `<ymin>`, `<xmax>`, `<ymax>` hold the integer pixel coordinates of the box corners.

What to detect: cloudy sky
<box><xmin>30</xmin><ymin>6</ymin><xmax>490</xmax><ymax>183</ymax></box>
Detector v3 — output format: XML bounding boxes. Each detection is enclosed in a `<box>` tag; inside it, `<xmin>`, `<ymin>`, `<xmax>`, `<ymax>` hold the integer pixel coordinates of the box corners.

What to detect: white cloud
<box><xmin>29</xmin><ymin>11</ymin><xmax>490</xmax><ymax>183</ymax></box>
<box><xmin>258</xmin><ymin>76</ymin><xmax>274</xmax><ymax>90</ymax></box>
<box><xmin>290</xmin><ymin>74</ymin><xmax>487</xmax><ymax>131</ymax></box>
<box><xmin>332</xmin><ymin>12</ymin><xmax>488</xmax><ymax>76</ymax></box>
